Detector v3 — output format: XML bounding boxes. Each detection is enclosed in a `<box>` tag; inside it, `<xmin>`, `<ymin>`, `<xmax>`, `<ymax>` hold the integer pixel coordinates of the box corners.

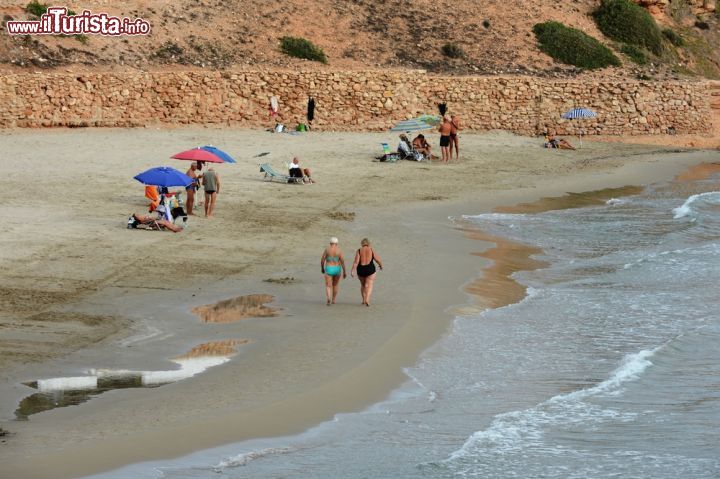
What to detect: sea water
<box><xmin>89</xmin><ymin>171</ymin><xmax>720</xmax><ymax>479</ymax></box>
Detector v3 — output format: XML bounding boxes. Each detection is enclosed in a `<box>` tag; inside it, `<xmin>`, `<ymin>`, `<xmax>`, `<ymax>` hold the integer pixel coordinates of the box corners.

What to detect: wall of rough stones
<box><xmin>636</xmin><ymin>0</ymin><xmax>716</xmax><ymax>15</ymax></box>
<box><xmin>0</xmin><ymin>70</ymin><xmax>712</xmax><ymax>136</ymax></box>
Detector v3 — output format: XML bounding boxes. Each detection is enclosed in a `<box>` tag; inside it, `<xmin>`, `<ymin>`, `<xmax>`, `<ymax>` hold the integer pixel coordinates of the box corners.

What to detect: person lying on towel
<box><xmin>128</xmin><ymin>206</ymin><xmax>183</xmax><ymax>232</ymax></box>
<box><xmin>544</xmin><ymin>132</ymin><xmax>575</xmax><ymax>150</ymax></box>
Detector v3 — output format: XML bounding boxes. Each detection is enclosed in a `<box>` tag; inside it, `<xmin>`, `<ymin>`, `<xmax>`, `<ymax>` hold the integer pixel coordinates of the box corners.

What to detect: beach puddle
<box><xmin>674</xmin><ymin>162</ymin><xmax>720</xmax><ymax>183</ymax></box>
<box><xmin>192</xmin><ymin>294</ymin><xmax>279</xmax><ymax>323</ymax></box>
<box><xmin>14</xmin><ymin>339</ymin><xmax>248</xmax><ymax>420</ymax></box>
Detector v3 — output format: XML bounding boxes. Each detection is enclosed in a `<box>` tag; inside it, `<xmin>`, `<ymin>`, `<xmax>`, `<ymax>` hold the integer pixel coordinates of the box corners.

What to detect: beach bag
<box><xmin>296</xmin><ymin>123</ymin><xmax>307</xmax><ymax>132</ymax></box>
<box><xmin>274</xmin><ymin>123</ymin><xmax>285</xmax><ymax>133</ymax></box>
<box><xmin>379</xmin><ymin>153</ymin><xmax>400</xmax><ymax>162</ymax></box>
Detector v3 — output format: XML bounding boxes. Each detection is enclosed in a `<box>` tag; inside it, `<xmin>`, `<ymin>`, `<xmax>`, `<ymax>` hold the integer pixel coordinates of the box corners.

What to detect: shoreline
<box><xmin>0</xmin><ymin>128</ymin><xmax>716</xmax><ymax>478</ymax></box>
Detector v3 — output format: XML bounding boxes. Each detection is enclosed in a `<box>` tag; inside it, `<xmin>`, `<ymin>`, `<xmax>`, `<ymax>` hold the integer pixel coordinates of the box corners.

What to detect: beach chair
<box><xmin>397</xmin><ymin>139</ymin><xmax>425</xmax><ymax>161</ymax></box>
<box><xmin>259</xmin><ymin>163</ymin><xmax>303</xmax><ymax>184</ymax></box>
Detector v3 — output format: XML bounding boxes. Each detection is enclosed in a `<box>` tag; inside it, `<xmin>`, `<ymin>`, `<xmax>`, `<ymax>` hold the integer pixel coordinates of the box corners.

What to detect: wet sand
<box><xmin>0</xmin><ymin>127</ymin><xmax>716</xmax><ymax>478</ymax></box>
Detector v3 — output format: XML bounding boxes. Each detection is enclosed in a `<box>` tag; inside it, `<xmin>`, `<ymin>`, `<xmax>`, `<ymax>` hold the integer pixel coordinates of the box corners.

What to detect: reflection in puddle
<box><xmin>674</xmin><ymin>162</ymin><xmax>720</xmax><ymax>182</ymax></box>
<box><xmin>493</xmin><ymin>186</ymin><xmax>644</xmax><ymax>214</ymax></box>
<box><xmin>463</xmin><ymin>228</ymin><xmax>548</xmax><ymax>310</ymax></box>
<box><xmin>192</xmin><ymin>294</ymin><xmax>279</xmax><ymax>323</ymax></box>
<box><xmin>15</xmin><ymin>339</ymin><xmax>248</xmax><ymax>420</ymax></box>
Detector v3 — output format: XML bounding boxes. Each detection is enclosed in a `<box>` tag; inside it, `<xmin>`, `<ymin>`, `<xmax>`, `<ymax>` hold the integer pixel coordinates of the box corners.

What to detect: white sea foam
<box><xmin>37</xmin><ymin>376</ymin><xmax>97</xmax><ymax>392</ymax></box>
<box><xmin>446</xmin><ymin>348</ymin><xmax>658</xmax><ymax>463</ymax></box>
<box><xmin>555</xmin><ymin>348</ymin><xmax>656</xmax><ymax>401</ymax></box>
<box><xmin>213</xmin><ymin>447</ymin><xmax>295</xmax><ymax>470</ymax></box>
<box><xmin>606</xmin><ymin>198</ymin><xmax>624</xmax><ymax>206</ymax></box>
<box><xmin>672</xmin><ymin>191</ymin><xmax>720</xmax><ymax>219</ymax></box>
<box><xmin>141</xmin><ymin>356</ymin><xmax>229</xmax><ymax>385</ymax></box>
<box><xmin>461</xmin><ymin>213</ymin><xmax>527</xmax><ymax>222</ymax></box>
<box><xmin>88</xmin><ymin>357</ymin><xmax>230</xmax><ymax>387</ymax></box>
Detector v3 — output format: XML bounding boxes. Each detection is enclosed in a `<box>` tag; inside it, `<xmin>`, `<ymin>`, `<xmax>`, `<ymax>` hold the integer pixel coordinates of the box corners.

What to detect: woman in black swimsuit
<box><xmin>351</xmin><ymin>238</ymin><xmax>384</xmax><ymax>306</ymax></box>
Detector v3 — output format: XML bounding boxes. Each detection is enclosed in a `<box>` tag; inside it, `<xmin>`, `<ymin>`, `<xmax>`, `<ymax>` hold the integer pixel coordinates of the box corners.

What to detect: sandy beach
<box><xmin>0</xmin><ymin>127</ymin><xmax>717</xmax><ymax>478</ymax></box>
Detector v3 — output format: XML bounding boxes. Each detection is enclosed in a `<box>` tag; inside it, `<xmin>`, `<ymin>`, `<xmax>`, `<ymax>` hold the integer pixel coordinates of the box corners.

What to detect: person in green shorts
<box><xmin>321</xmin><ymin>237</ymin><xmax>347</xmax><ymax>305</ymax></box>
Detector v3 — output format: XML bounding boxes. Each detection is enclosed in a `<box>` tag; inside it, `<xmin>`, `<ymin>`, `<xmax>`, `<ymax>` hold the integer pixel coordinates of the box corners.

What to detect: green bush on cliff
<box><xmin>662</xmin><ymin>28</ymin><xmax>685</xmax><ymax>47</ymax></box>
<box><xmin>593</xmin><ymin>0</ymin><xmax>663</xmax><ymax>55</ymax></box>
<box><xmin>620</xmin><ymin>44</ymin><xmax>648</xmax><ymax>64</ymax></box>
<box><xmin>26</xmin><ymin>1</ymin><xmax>48</xmax><ymax>16</ymax></box>
<box><xmin>533</xmin><ymin>21</ymin><xmax>621</xmax><ymax>70</ymax></box>
<box><xmin>26</xmin><ymin>1</ymin><xmax>76</xmax><ymax>17</ymax></box>
<box><xmin>279</xmin><ymin>36</ymin><xmax>327</xmax><ymax>64</ymax></box>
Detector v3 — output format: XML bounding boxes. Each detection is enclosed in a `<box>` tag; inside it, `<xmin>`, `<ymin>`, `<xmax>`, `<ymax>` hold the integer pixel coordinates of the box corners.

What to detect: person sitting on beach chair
<box><xmin>544</xmin><ymin>132</ymin><xmax>575</xmax><ymax>150</ymax></box>
<box><xmin>288</xmin><ymin>157</ymin><xmax>315</xmax><ymax>183</ymax></box>
<box><xmin>260</xmin><ymin>163</ymin><xmax>303</xmax><ymax>183</ymax></box>
<box><xmin>127</xmin><ymin>206</ymin><xmax>184</xmax><ymax>233</ymax></box>
<box><xmin>397</xmin><ymin>134</ymin><xmax>424</xmax><ymax>161</ymax></box>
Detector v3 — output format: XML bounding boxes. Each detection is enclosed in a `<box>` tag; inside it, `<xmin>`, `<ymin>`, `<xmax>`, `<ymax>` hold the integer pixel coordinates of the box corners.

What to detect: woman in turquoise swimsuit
<box><xmin>321</xmin><ymin>237</ymin><xmax>347</xmax><ymax>305</ymax></box>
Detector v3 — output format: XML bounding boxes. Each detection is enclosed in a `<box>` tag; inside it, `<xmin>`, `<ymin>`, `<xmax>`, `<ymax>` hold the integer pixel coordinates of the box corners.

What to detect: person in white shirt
<box><xmin>288</xmin><ymin>157</ymin><xmax>315</xmax><ymax>183</ymax></box>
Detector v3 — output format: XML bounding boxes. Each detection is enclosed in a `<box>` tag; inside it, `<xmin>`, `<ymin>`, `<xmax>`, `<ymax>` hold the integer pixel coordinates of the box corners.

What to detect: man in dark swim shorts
<box><xmin>438</xmin><ymin>115</ymin><xmax>452</xmax><ymax>163</ymax></box>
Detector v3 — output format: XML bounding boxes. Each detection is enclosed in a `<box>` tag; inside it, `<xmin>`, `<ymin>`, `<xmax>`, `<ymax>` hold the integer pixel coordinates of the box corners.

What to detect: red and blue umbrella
<box><xmin>171</xmin><ymin>146</ymin><xmax>236</xmax><ymax>164</ymax></box>
<box><xmin>171</xmin><ymin>148</ymin><xmax>224</xmax><ymax>163</ymax></box>
<box><xmin>199</xmin><ymin>145</ymin><xmax>236</xmax><ymax>163</ymax></box>
<box><xmin>133</xmin><ymin>166</ymin><xmax>194</xmax><ymax>187</ymax></box>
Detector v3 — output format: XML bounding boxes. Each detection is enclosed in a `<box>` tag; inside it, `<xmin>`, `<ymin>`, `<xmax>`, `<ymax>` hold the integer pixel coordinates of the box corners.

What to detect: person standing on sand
<box><xmin>351</xmin><ymin>238</ymin><xmax>384</xmax><ymax>307</ymax></box>
<box><xmin>450</xmin><ymin>114</ymin><xmax>461</xmax><ymax>159</ymax></box>
<box><xmin>307</xmin><ymin>96</ymin><xmax>315</xmax><ymax>129</ymax></box>
<box><xmin>438</xmin><ymin>115</ymin><xmax>453</xmax><ymax>163</ymax></box>
<box><xmin>269</xmin><ymin>95</ymin><xmax>280</xmax><ymax>125</ymax></box>
<box><xmin>321</xmin><ymin>237</ymin><xmax>347</xmax><ymax>305</ymax></box>
<box><xmin>185</xmin><ymin>162</ymin><xmax>202</xmax><ymax>215</ymax></box>
<box><xmin>202</xmin><ymin>167</ymin><xmax>220</xmax><ymax>218</ymax></box>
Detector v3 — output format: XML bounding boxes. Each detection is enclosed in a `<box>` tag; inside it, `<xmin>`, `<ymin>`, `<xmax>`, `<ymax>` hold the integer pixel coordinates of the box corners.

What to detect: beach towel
<box><xmin>269</xmin><ymin>96</ymin><xmax>279</xmax><ymax>117</ymax></box>
<box><xmin>156</xmin><ymin>204</ymin><xmax>172</xmax><ymax>222</ymax></box>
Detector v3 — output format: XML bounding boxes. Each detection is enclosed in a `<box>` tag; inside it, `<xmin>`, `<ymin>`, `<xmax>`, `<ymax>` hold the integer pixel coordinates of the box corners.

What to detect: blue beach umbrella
<box><xmin>561</xmin><ymin>107</ymin><xmax>597</xmax><ymax>120</ymax></box>
<box><xmin>390</xmin><ymin>118</ymin><xmax>435</xmax><ymax>133</ymax></box>
<box><xmin>133</xmin><ymin>166</ymin><xmax>194</xmax><ymax>187</ymax></box>
<box><xmin>561</xmin><ymin>107</ymin><xmax>597</xmax><ymax>148</ymax></box>
<box><xmin>199</xmin><ymin>145</ymin><xmax>237</xmax><ymax>164</ymax></box>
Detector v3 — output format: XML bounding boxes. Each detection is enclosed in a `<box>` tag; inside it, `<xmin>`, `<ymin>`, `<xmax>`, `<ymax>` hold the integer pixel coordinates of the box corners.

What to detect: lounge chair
<box><xmin>259</xmin><ymin>163</ymin><xmax>303</xmax><ymax>184</ymax></box>
<box><xmin>397</xmin><ymin>139</ymin><xmax>425</xmax><ymax>161</ymax></box>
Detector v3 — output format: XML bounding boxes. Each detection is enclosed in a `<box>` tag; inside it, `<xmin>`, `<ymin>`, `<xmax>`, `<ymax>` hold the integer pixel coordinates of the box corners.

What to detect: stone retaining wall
<box><xmin>0</xmin><ymin>70</ymin><xmax>712</xmax><ymax>136</ymax></box>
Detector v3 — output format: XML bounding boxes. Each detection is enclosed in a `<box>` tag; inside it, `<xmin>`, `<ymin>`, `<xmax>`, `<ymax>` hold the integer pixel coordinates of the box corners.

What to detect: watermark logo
<box><xmin>6</xmin><ymin>7</ymin><xmax>151</xmax><ymax>36</ymax></box>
